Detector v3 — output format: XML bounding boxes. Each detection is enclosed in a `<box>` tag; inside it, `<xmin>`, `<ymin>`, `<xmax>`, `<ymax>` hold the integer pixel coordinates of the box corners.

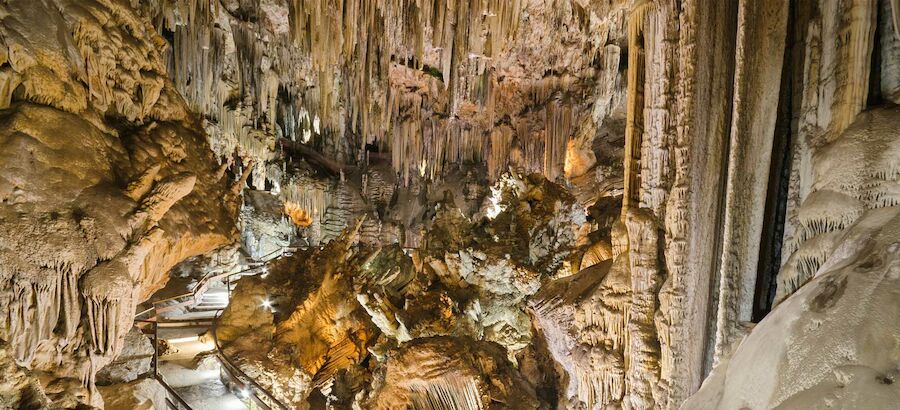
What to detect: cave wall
<box><xmin>0</xmin><ymin>0</ymin><xmax>898</xmax><ymax>409</ymax></box>
<box><xmin>0</xmin><ymin>0</ymin><xmax>238</xmax><ymax>407</ymax></box>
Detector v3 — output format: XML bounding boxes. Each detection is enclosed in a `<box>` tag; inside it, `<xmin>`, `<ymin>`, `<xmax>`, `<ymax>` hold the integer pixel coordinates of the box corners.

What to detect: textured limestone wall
<box><xmin>713</xmin><ymin>0</ymin><xmax>790</xmax><ymax>361</ymax></box>
<box><xmin>0</xmin><ymin>0</ymin><xmax>238</xmax><ymax>407</ymax></box>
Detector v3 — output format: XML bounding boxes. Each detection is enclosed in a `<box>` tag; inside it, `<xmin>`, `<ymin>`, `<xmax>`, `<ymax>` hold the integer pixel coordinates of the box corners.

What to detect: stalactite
<box><xmin>80</xmin><ymin>262</ymin><xmax>134</xmax><ymax>387</ymax></box>
<box><xmin>3</xmin><ymin>265</ymin><xmax>83</xmax><ymax>366</ymax></box>
<box><xmin>320</xmin><ymin>180</ymin><xmax>367</xmax><ymax>242</ymax></box>
<box><xmin>622</xmin><ymin>0</ymin><xmax>653</xmax><ymax>214</ymax></box>
<box><xmin>774</xmin><ymin>230</ymin><xmax>844</xmax><ymax>303</ymax></box>
<box><xmin>70</xmin><ymin>3</ymin><xmax>167</xmax><ymax>121</ymax></box>
<box><xmin>542</xmin><ymin>102</ymin><xmax>575</xmax><ymax>182</ymax></box>
<box><xmin>141</xmin><ymin>0</ymin><xmax>611</xmax><ymax>187</ymax></box>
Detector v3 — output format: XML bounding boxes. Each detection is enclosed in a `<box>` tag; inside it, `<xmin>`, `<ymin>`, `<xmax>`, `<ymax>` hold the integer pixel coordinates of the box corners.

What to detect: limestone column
<box><xmin>657</xmin><ymin>0</ymin><xmax>738</xmax><ymax>405</ymax></box>
<box><xmin>713</xmin><ymin>0</ymin><xmax>789</xmax><ymax>361</ymax></box>
<box><xmin>622</xmin><ymin>1</ymin><xmax>652</xmax><ymax>215</ymax></box>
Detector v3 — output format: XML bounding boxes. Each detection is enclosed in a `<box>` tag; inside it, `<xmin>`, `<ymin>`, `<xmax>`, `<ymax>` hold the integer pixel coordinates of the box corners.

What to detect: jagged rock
<box><xmin>96</xmin><ymin>328</ymin><xmax>154</xmax><ymax>385</ymax></box>
<box><xmin>366</xmin><ymin>336</ymin><xmax>544</xmax><ymax>410</ymax></box>
<box><xmin>531</xmin><ymin>259</ymin><xmax>628</xmax><ymax>409</ymax></box>
<box><xmin>97</xmin><ymin>378</ymin><xmax>166</xmax><ymax>410</ymax></box>
<box><xmin>0</xmin><ymin>342</ymin><xmax>51</xmax><ymax>409</ymax></box>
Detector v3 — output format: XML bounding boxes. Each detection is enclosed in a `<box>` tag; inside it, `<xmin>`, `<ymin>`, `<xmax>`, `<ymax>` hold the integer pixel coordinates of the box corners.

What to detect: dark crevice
<box><xmin>702</xmin><ymin>0</ymin><xmax>741</xmax><ymax>378</ymax></box>
<box><xmin>869</xmin><ymin>2</ymin><xmax>884</xmax><ymax>106</ymax></box>
<box><xmin>753</xmin><ymin>2</ymin><xmax>796</xmax><ymax>322</ymax></box>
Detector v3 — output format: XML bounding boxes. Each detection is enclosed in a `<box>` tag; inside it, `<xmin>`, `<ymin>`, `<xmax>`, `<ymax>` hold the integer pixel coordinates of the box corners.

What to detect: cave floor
<box><xmin>156</xmin><ymin>286</ymin><xmax>248</xmax><ymax>410</ymax></box>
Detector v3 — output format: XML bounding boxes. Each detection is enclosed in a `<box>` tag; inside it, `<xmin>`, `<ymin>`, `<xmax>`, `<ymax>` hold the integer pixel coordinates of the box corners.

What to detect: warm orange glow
<box><xmin>284</xmin><ymin>201</ymin><xmax>313</xmax><ymax>227</ymax></box>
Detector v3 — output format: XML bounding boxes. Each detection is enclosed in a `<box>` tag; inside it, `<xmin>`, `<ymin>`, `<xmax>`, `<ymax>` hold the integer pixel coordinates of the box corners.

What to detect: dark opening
<box><xmin>752</xmin><ymin>3</ymin><xmax>796</xmax><ymax>322</ymax></box>
<box><xmin>868</xmin><ymin>2</ymin><xmax>884</xmax><ymax>106</ymax></box>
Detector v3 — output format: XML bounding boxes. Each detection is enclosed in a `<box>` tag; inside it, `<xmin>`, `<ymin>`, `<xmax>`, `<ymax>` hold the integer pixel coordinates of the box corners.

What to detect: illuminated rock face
<box><xmin>216</xmin><ymin>174</ymin><xmax>583</xmax><ymax>408</ymax></box>
<box><xmin>2</xmin><ymin>0</ymin><xmax>900</xmax><ymax>409</ymax></box>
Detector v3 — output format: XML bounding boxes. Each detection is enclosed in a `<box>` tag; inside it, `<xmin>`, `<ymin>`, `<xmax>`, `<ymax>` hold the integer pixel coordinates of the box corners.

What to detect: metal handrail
<box><xmin>137</xmin><ymin>321</ymin><xmax>194</xmax><ymax>410</ymax></box>
<box><xmin>133</xmin><ymin>245</ymin><xmax>297</xmax><ymax>410</ymax></box>
<box><xmin>136</xmin><ymin>246</ymin><xmax>298</xmax><ymax>321</ymax></box>
<box><xmin>212</xmin><ymin>309</ymin><xmax>290</xmax><ymax>410</ymax></box>
<box><xmin>157</xmin><ymin>374</ymin><xmax>193</xmax><ymax>410</ymax></box>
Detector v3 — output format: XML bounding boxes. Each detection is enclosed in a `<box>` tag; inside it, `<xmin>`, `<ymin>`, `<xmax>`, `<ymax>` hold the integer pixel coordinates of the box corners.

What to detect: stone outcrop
<box><xmin>95</xmin><ymin>328</ymin><xmax>154</xmax><ymax>385</ymax></box>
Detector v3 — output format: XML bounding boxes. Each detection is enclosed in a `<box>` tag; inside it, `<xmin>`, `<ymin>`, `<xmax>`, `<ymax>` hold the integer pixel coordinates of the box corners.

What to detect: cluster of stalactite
<box><xmin>4</xmin><ymin>0</ymin><xmax>899</xmax><ymax>408</ymax></box>
<box><xmin>139</xmin><ymin>0</ymin><xmax>628</xmax><ymax>192</ymax></box>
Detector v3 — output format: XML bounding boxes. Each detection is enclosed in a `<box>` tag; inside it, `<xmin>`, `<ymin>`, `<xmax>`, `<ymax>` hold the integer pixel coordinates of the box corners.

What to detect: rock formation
<box><xmin>1</xmin><ymin>0</ymin><xmax>899</xmax><ymax>409</ymax></box>
<box><xmin>0</xmin><ymin>0</ymin><xmax>238</xmax><ymax>407</ymax></box>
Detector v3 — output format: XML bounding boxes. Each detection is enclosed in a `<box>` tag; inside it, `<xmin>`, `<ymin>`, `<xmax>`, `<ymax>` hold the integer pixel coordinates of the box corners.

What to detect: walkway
<box><xmin>156</xmin><ymin>284</ymin><xmax>245</xmax><ymax>410</ymax></box>
<box><xmin>137</xmin><ymin>247</ymin><xmax>294</xmax><ymax>410</ymax></box>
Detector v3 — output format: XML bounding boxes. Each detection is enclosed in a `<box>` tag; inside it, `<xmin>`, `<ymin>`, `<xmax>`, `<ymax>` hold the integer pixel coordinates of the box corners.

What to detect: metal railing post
<box><xmin>153</xmin><ymin>322</ymin><xmax>159</xmax><ymax>377</ymax></box>
<box><xmin>134</xmin><ymin>245</ymin><xmax>301</xmax><ymax>410</ymax></box>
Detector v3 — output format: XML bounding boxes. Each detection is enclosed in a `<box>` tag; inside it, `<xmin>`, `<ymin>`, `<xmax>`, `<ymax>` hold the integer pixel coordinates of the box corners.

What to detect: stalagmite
<box><xmin>623</xmin><ymin>208</ymin><xmax>663</xmax><ymax>409</ymax></box>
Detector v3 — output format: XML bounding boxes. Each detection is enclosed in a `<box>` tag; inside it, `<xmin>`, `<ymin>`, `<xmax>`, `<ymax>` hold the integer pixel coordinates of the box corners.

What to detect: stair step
<box><xmin>193</xmin><ymin>306</ymin><xmax>228</xmax><ymax>311</ymax></box>
<box><xmin>197</xmin><ymin>301</ymin><xmax>227</xmax><ymax>305</ymax></box>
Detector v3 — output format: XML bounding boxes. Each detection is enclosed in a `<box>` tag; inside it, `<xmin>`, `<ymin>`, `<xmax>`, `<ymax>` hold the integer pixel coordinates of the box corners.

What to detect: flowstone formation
<box><xmin>685</xmin><ymin>207</ymin><xmax>900</xmax><ymax>409</ymax></box>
